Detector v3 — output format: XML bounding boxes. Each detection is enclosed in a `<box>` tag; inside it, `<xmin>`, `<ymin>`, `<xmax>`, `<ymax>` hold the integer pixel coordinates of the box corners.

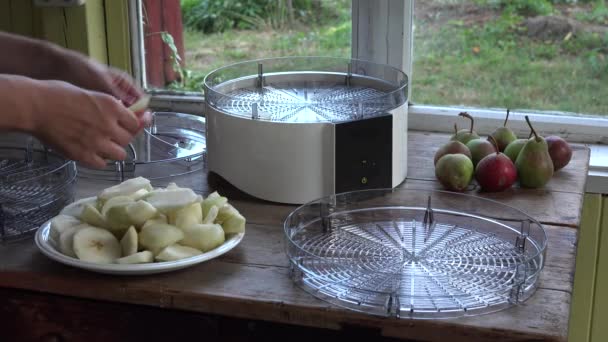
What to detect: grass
<box><xmin>174</xmin><ymin>0</ymin><xmax>607</xmax><ymax>116</ymax></box>
<box><xmin>412</xmin><ymin>9</ymin><xmax>608</xmax><ymax>116</ymax></box>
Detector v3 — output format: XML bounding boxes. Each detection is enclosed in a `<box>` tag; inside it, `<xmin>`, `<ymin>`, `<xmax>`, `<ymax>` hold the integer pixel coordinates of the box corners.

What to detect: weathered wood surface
<box><xmin>0</xmin><ymin>132</ymin><xmax>589</xmax><ymax>341</ymax></box>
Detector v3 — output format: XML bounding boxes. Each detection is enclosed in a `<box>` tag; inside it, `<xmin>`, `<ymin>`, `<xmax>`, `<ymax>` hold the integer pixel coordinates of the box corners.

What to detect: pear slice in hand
<box><xmin>180</xmin><ymin>223</ymin><xmax>225</xmax><ymax>252</ymax></box>
<box><xmin>155</xmin><ymin>244</ymin><xmax>202</xmax><ymax>262</ymax></box>
<box><xmin>50</xmin><ymin>214</ymin><xmax>82</xmax><ymax>242</ymax></box>
<box><xmin>120</xmin><ymin>226</ymin><xmax>138</xmax><ymax>256</ymax></box>
<box><xmin>73</xmin><ymin>226</ymin><xmax>122</xmax><ymax>264</ymax></box>
<box><xmin>116</xmin><ymin>250</ymin><xmax>154</xmax><ymax>264</ymax></box>
<box><xmin>138</xmin><ymin>223</ymin><xmax>184</xmax><ymax>255</ymax></box>
<box><xmin>128</xmin><ymin>94</ymin><xmax>151</xmax><ymax>113</ymax></box>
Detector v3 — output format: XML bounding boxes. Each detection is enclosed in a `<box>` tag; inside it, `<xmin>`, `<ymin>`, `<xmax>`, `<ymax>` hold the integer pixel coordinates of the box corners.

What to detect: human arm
<box><xmin>0</xmin><ymin>74</ymin><xmax>140</xmax><ymax>168</ymax></box>
<box><xmin>0</xmin><ymin>31</ymin><xmax>150</xmax><ymax>114</ymax></box>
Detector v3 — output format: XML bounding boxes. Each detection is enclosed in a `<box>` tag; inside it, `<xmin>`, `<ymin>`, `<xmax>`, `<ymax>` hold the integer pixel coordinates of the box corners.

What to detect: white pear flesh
<box><xmin>144</xmin><ymin>188</ymin><xmax>199</xmax><ymax>214</ymax></box>
<box><xmin>155</xmin><ymin>244</ymin><xmax>202</xmax><ymax>261</ymax></box>
<box><xmin>174</xmin><ymin>202</ymin><xmax>203</xmax><ymax>230</ymax></box>
<box><xmin>120</xmin><ymin>226</ymin><xmax>138</xmax><ymax>256</ymax></box>
<box><xmin>98</xmin><ymin>176</ymin><xmax>152</xmax><ymax>202</ymax></box>
<box><xmin>180</xmin><ymin>223</ymin><xmax>225</xmax><ymax>252</ymax></box>
<box><xmin>138</xmin><ymin>223</ymin><xmax>184</xmax><ymax>254</ymax></box>
<box><xmin>50</xmin><ymin>214</ymin><xmax>81</xmax><ymax>242</ymax></box>
<box><xmin>73</xmin><ymin>226</ymin><xmax>122</xmax><ymax>264</ymax></box>
<box><xmin>80</xmin><ymin>204</ymin><xmax>107</xmax><ymax>228</ymax></box>
<box><xmin>116</xmin><ymin>250</ymin><xmax>154</xmax><ymax>264</ymax></box>
<box><xmin>126</xmin><ymin>200</ymin><xmax>158</xmax><ymax>227</ymax></box>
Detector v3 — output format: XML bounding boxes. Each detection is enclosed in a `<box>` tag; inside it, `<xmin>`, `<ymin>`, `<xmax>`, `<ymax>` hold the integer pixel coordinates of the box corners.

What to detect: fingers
<box><xmin>138</xmin><ymin>110</ymin><xmax>153</xmax><ymax>129</ymax></box>
<box><xmin>81</xmin><ymin>154</ymin><xmax>108</xmax><ymax>170</ymax></box>
<box><xmin>115</xmin><ymin>103</ymin><xmax>140</xmax><ymax>134</ymax></box>
<box><xmin>98</xmin><ymin>139</ymin><xmax>127</xmax><ymax>161</ymax></box>
<box><xmin>109</xmin><ymin>68</ymin><xmax>143</xmax><ymax>107</ymax></box>
<box><xmin>111</xmin><ymin>125</ymin><xmax>135</xmax><ymax>147</ymax></box>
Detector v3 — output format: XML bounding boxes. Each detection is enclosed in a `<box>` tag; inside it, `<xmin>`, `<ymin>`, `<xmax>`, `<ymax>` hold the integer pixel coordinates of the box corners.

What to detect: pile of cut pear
<box><xmin>434</xmin><ymin>111</ymin><xmax>572</xmax><ymax>192</ymax></box>
<box><xmin>48</xmin><ymin>177</ymin><xmax>246</xmax><ymax>265</ymax></box>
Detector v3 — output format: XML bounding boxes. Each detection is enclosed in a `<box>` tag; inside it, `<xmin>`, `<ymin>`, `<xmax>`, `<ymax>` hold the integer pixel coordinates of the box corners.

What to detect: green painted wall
<box><xmin>570</xmin><ymin>193</ymin><xmax>608</xmax><ymax>342</ymax></box>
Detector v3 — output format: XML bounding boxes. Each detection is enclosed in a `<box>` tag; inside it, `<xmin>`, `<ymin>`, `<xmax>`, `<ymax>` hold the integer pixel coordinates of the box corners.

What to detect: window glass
<box><xmin>142</xmin><ymin>0</ymin><xmax>352</xmax><ymax>92</ymax></box>
<box><xmin>412</xmin><ymin>0</ymin><xmax>608</xmax><ymax>116</ymax></box>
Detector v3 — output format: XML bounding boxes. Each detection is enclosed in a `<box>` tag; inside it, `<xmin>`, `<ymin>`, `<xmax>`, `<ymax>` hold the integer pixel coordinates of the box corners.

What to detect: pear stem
<box><xmin>525</xmin><ymin>115</ymin><xmax>540</xmax><ymax>142</ymax></box>
<box><xmin>487</xmin><ymin>135</ymin><xmax>499</xmax><ymax>154</ymax></box>
<box><xmin>503</xmin><ymin>109</ymin><xmax>510</xmax><ymax>127</ymax></box>
<box><xmin>459</xmin><ymin>112</ymin><xmax>474</xmax><ymax>134</ymax></box>
<box><xmin>454</xmin><ymin>123</ymin><xmax>458</xmax><ymax>135</ymax></box>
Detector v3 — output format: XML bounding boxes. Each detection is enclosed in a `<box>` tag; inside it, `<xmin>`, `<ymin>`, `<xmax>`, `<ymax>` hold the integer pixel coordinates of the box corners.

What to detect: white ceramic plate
<box><xmin>35</xmin><ymin>220</ymin><xmax>245</xmax><ymax>275</ymax></box>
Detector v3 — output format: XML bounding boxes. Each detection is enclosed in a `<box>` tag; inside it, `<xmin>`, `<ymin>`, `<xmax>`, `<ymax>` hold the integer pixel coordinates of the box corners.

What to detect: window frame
<box><xmin>129</xmin><ymin>0</ymin><xmax>608</xmax><ymax>161</ymax></box>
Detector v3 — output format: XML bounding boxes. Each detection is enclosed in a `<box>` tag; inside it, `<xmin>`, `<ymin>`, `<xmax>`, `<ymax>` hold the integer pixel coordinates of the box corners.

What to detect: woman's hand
<box><xmin>31</xmin><ymin>79</ymin><xmax>141</xmax><ymax>169</ymax></box>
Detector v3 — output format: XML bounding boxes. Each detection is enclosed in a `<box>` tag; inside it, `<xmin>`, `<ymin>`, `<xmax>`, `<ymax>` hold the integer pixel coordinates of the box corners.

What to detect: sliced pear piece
<box><xmin>201</xmin><ymin>192</ymin><xmax>227</xmax><ymax>218</ymax></box>
<box><xmin>180</xmin><ymin>223</ymin><xmax>225</xmax><ymax>252</ymax></box>
<box><xmin>98</xmin><ymin>176</ymin><xmax>152</xmax><ymax>202</ymax></box>
<box><xmin>138</xmin><ymin>223</ymin><xmax>184</xmax><ymax>255</ymax></box>
<box><xmin>50</xmin><ymin>214</ymin><xmax>81</xmax><ymax>242</ymax></box>
<box><xmin>60</xmin><ymin>197</ymin><xmax>98</xmax><ymax>218</ymax></box>
<box><xmin>116</xmin><ymin>250</ymin><xmax>154</xmax><ymax>264</ymax></box>
<box><xmin>58</xmin><ymin>224</ymin><xmax>85</xmax><ymax>258</ymax></box>
<box><xmin>120</xmin><ymin>226</ymin><xmax>138</xmax><ymax>256</ymax></box>
<box><xmin>102</xmin><ymin>196</ymin><xmax>135</xmax><ymax>233</ymax></box>
<box><xmin>80</xmin><ymin>204</ymin><xmax>108</xmax><ymax>228</ymax></box>
<box><xmin>155</xmin><ymin>244</ymin><xmax>202</xmax><ymax>262</ymax></box>
<box><xmin>73</xmin><ymin>226</ymin><xmax>122</xmax><ymax>264</ymax></box>
<box><xmin>214</xmin><ymin>204</ymin><xmax>246</xmax><ymax>234</ymax></box>
<box><xmin>166</xmin><ymin>182</ymin><xmax>180</xmax><ymax>190</ymax></box>
<box><xmin>144</xmin><ymin>188</ymin><xmax>199</xmax><ymax>214</ymax></box>
<box><xmin>128</xmin><ymin>188</ymin><xmax>150</xmax><ymax>201</ymax></box>
<box><xmin>174</xmin><ymin>202</ymin><xmax>203</xmax><ymax>230</ymax></box>
<box><xmin>128</xmin><ymin>94</ymin><xmax>151</xmax><ymax>112</ymax></box>
<box><xmin>222</xmin><ymin>211</ymin><xmax>246</xmax><ymax>234</ymax></box>
<box><xmin>126</xmin><ymin>200</ymin><xmax>158</xmax><ymax>227</ymax></box>
<box><xmin>141</xmin><ymin>215</ymin><xmax>168</xmax><ymax>230</ymax></box>
<box><xmin>202</xmin><ymin>205</ymin><xmax>219</xmax><ymax>224</ymax></box>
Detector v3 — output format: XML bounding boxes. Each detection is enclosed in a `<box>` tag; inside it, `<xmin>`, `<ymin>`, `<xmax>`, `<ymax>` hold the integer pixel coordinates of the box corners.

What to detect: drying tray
<box><xmin>0</xmin><ymin>134</ymin><xmax>77</xmax><ymax>242</ymax></box>
<box><xmin>77</xmin><ymin>112</ymin><xmax>206</xmax><ymax>182</ymax></box>
<box><xmin>203</xmin><ymin>56</ymin><xmax>408</xmax><ymax>123</ymax></box>
<box><xmin>284</xmin><ymin>188</ymin><xmax>547</xmax><ymax>319</ymax></box>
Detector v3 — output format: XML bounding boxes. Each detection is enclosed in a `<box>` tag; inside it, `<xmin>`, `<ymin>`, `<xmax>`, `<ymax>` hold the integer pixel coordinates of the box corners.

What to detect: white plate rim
<box><xmin>35</xmin><ymin>220</ymin><xmax>245</xmax><ymax>275</ymax></box>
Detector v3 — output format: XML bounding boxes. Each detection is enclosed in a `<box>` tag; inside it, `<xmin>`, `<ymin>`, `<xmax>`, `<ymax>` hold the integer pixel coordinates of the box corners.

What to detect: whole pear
<box><xmin>489</xmin><ymin>109</ymin><xmax>518</xmax><ymax>152</ymax></box>
<box><xmin>545</xmin><ymin>136</ymin><xmax>572</xmax><ymax>171</ymax></box>
<box><xmin>435</xmin><ymin>154</ymin><xmax>474</xmax><ymax>192</ymax></box>
<box><xmin>475</xmin><ymin>136</ymin><xmax>517</xmax><ymax>192</ymax></box>
<box><xmin>504</xmin><ymin>139</ymin><xmax>527</xmax><ymax>163</ymax></box>
<box><xmin>450</xmin><ymin>112</ymin><xmax>479</xmax><ymax>144</ymax></box>
<box><xmin>466</xmin><ymin>138</ymin><xmax>496</xmax><ymax>167</ymax></box>
<box><xmin>515</xmin><ymin>116</ymin><xmax>554</xmax><ymax>188</ymax></box>
<box><xmin>434</xmin><ymin>140</ymin><xmax>472</xmax><ymax>165</ymax></box>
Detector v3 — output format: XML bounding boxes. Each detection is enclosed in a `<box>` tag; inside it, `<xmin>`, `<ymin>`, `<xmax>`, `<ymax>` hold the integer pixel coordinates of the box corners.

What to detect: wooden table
<box><xmin>0</xmin><ymin>132</ymin><xmax>590</xmax><ymax>342</ymax></box>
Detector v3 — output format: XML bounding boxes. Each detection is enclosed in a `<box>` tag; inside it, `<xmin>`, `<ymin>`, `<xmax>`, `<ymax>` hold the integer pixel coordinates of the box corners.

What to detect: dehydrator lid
<box><xmin>204</xmin><ymin>57</ymin><xmax>408</xmax><ymax>124</ymax></box>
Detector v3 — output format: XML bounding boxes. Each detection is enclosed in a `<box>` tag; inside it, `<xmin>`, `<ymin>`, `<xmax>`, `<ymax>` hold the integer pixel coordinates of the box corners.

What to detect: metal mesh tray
<box><xmin>77</xmin><ymin>112</ymin><xmax>205</xmax><ymax>182</ymax></box>
<box><xmin>0</xmin><ymin>134</ymin><xmax>77</xmax><ymax>242</ymax></box>
<box><xmin>204</xmin><ymin>56</ymin><xmax>408</xmax><ymax>123</ymax></box>
<box><xmin>284</xmin><ymin>188</ymin><xmax>547</xmax><ymax>319</ymax></box>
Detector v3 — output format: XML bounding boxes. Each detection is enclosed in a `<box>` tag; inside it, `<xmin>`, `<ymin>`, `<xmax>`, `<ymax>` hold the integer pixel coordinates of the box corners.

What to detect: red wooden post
<box><xmin>143</xmin><ymin>0</ymin><xmax>185</xmax><ymax>88</ymax></box>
